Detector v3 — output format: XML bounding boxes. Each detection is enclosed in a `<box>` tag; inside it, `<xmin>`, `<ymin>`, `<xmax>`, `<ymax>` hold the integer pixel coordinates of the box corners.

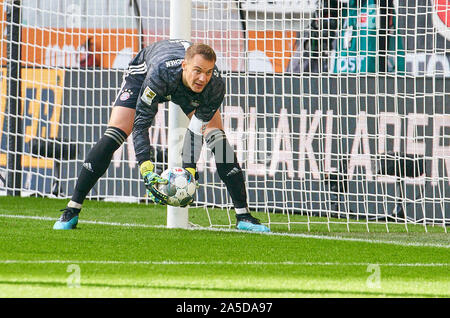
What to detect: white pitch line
<box><xmin>185</xmin><ymin>226</ymin><xmax>450</xmax><ymax>249</ymax></box>
<box><xmin>0</xmin><ymin>213</ymin><xmax>449</xmax><ymax>249</ymax></box>
<box><xmin>0</xmin><ymin>213</ymin><xmax>165</xmax><ymax>229</ymax></box>
<box><xmin>0</xmin><ymin>259</ymin><xmax>448</xmax><ymax>267</ymax></box>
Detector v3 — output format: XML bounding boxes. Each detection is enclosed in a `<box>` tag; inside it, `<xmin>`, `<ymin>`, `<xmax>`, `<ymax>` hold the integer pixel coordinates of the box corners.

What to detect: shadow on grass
<box><xmin>0</xmin><ymin>280</ymin><xmax>447</xmax><ymax>298</ymax></box>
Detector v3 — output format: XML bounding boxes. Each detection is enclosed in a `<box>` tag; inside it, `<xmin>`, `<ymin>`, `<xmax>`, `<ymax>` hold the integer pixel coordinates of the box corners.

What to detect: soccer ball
<box><xmin>156</xmin><ymin>167</ymin><xmax>197</xmax><ymax>207</ymax></box>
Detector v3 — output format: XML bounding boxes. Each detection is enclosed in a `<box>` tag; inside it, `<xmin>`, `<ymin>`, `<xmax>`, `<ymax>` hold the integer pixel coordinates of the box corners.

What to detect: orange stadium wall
<box><xmin>19</xmin><ymin>28</ymin><xmax>140</xmax><ymax>68</ymax></box>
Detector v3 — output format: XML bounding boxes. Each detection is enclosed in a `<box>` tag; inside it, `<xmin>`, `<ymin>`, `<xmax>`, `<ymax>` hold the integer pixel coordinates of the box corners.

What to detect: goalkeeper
<box><xmin>54</xmin><ymin>40</ymin><xmax>270</xmax><ymax>233</ymax></box>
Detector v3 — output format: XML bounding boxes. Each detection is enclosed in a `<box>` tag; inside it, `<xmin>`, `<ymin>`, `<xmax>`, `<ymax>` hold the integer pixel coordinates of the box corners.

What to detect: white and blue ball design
<box><xmin>157</xmin><ymin>167</ymin><xmax>197</xmax><ymax>206</ymax></box>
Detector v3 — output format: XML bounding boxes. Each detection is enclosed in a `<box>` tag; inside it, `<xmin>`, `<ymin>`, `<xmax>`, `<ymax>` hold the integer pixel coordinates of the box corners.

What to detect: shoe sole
<box><xmin>236</xmin><ymin>221</ymin><xmax>270</xmax><ymax>232</ymax></box>
<box><xmin>53</xmin><ymin>216</ymin><xmax>79</xmax><ymax>230</ymax></box>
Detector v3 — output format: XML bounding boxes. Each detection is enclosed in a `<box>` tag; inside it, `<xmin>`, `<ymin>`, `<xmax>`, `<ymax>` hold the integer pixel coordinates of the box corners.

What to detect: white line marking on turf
<box><xmin>0</xmin><ymin>213</ymin><xmax>448</xmax><ymax>249</ymax></box>
<box><xmin>0</xmin><ymin>214</ymin><xmax>165</xmax><ymax>228</ymax></box>
<box><xmin>187</xmin><ymin>225</ymin><xmax>450</xmax><ymax>249</ymax></box>
<box><xmin>0</xmin><ymin>260</ymin><xmax>448</xmax><ymax>267</ymax></box>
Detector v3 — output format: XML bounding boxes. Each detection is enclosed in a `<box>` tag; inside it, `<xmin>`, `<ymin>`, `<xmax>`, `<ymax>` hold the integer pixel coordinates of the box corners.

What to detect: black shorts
<box><xmin>113</xmin><ymin>51</ymin><xmax>147</xmax><ymax>109</ymax></box>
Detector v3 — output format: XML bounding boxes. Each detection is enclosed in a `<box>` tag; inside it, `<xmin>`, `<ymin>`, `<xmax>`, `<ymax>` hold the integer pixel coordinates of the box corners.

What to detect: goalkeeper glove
<box><xmin>140</xmin><ymin>160</ymin><xmax>168</xmax><ymax>205</ymax></box>
<box><xmin>185</xmin><ymin>167</ymin><xmax>200</xmax><ymax>189</ymax></box>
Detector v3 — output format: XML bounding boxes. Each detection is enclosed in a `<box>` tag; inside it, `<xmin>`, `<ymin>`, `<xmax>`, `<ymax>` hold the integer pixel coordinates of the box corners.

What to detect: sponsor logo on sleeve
<box><xmin>141</xmin><ymin>86</ymin><xmax>156</xmax><ymax>105</ymax></box>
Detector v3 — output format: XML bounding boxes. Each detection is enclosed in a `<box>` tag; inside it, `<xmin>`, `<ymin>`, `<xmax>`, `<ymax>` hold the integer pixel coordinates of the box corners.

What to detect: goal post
<box><xmin>167</xmin><ymin>0</ymin><xmax>191</xmax><ymax>229</ymax></box>
<box><xmin>5</xmin><ymin>0</ymin><xmax>23</xmax><ymax>196</ymax></box>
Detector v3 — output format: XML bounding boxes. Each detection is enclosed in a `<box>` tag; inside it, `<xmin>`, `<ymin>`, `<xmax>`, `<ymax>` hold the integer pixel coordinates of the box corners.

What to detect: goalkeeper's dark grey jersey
<box><xmin>116</xmin><ymin>39</ymin><xmax>225</xmax><ymax>164</ymax></box>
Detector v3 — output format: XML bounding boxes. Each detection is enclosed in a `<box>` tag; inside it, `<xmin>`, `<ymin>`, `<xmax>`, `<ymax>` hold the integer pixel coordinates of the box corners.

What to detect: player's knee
<box><xmin>107</xmin><ymin>107</ymin><xmax>136</xmax><ymax>135</ymax></box>
<box><xmin>104</xmin><ymin>126</ymin><xmax>128</xmax><ymax>147</ymax></box>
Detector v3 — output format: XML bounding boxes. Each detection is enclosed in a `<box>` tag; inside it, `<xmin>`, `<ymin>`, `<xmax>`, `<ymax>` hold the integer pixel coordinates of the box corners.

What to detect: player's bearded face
<box><xmin>182</xmin><ymin>54</ymin><xmax>215</xmax><ymax>93</ymax></box>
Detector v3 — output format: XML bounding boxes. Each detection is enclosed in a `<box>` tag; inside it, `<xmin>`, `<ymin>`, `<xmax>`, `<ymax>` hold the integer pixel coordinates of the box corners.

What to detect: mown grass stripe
<box><xmin>0</xmin><ymin>259</ymin><xmax>448</xmax><ymax>267</ymax></box>
<box><xmin>0</xmin><ymin>213</ymin><xmax>448</xmax><ymax>249</ymax></box>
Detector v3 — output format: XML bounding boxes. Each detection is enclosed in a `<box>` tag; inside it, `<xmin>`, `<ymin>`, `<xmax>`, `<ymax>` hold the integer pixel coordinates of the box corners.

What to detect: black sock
<box><xmin>71</xmin><ymin>127</ymin><xmax>127</xmax><ymax>204</ymax></box>
<box><xmin>206</xmin><ymin>129</ymin><xmax>248</xmax><ymax>209</ymax></box>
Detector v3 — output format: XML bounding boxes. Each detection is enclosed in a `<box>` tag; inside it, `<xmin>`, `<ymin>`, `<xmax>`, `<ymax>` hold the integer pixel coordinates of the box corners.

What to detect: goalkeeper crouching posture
<box><xmin>54</xmin><ymin>39</ymin><xmax>269</xmax><ymax>232</ymax></box>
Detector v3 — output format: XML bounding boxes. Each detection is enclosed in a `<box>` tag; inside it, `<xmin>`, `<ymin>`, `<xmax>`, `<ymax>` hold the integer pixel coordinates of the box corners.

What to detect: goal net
<box><xmin>0</xmin><ymin>0</ymin><xmax>448</xmax><ymax>232</ymax></box>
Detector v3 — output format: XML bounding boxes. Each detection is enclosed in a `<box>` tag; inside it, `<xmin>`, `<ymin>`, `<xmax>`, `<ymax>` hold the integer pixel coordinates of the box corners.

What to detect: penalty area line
<box><xmin>0</xmin><ymin>213</ymin><xmax>448</xmax><ymax>249</ymax></box>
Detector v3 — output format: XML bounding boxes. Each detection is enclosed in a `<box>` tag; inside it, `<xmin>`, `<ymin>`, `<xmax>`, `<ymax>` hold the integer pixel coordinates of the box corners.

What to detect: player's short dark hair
<box><xmin>185</xmin><ymin>43</ymin><xmax>216</xmax><ymax>63</ymax></box>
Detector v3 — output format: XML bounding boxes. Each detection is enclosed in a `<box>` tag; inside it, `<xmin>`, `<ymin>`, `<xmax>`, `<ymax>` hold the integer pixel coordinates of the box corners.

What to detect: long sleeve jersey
<box><xmin>131</xmin><ymin>39</ymin><xmax>225</xmax><ymax>164</ymax></box>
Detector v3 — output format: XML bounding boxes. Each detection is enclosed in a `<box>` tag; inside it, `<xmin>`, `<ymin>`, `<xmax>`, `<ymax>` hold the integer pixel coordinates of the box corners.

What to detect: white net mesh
<box><xmin>0</xmin><ymin>0</ymin><xmax>449</xmax><ymax>231</ymax></box>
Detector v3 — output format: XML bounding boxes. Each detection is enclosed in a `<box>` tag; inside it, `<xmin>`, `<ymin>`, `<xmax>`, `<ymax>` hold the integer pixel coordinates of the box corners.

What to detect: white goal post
<box><xmin>0</xmin><ymin>0</ymin><xmax>448</xmax><ymax>233</ymax></box>
<box><xmin>167</xmin><ymin>0</ymin><xmax>191</xmax><ymax>229</ymax></box>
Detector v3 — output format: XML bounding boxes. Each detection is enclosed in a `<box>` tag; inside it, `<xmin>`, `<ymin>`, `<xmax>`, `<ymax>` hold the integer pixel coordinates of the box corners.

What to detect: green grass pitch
<box><xmin>0</xmin><ymin>196</ymin><xmax>448</xmax><ymax>298</ymax></box>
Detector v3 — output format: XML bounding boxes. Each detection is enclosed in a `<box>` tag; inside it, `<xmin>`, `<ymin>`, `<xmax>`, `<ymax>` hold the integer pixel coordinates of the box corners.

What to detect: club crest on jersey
<box><xmin>120</xmin><ymin>92</ymin><xmax>130</xmax><ymax>101</ymax></box>
<box><xmin>191</xmin><ymin>100</ymin><xmax>200</xmax><ymax>107</ymax></box>
<box><xmin>141</xmin><ymin>86</ymin><xmax>156</xmax><ymax>105</ymax></box>
<box><xmin>119</xmin><ymin>88</ymin><xmax>133</xmax><ymax>101</ymax></box>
